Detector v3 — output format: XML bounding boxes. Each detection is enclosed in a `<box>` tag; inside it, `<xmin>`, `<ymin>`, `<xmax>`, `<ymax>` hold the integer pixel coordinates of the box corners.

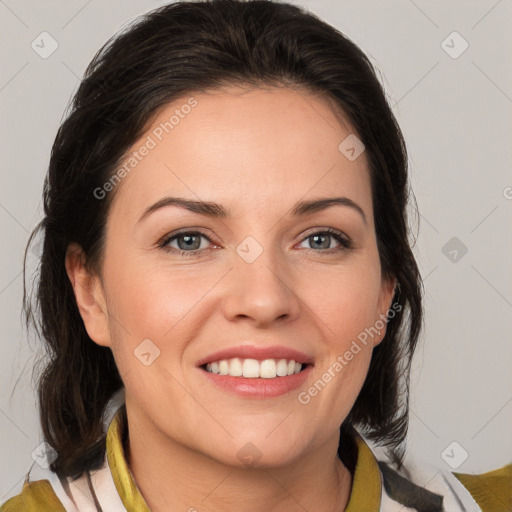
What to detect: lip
<box><xmin>200</xmin><ymin>364</ymin><xmax>314</xmax><ymax>398</ymax></box>
<box><xmin>196</xmin><ymin>344</ymin><xmax>315</xmax><ymax>367</ymax></box>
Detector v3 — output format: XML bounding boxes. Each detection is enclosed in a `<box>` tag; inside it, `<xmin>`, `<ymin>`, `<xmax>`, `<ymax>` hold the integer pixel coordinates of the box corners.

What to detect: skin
<box><xmin>66</xmin><ymin>86</ymin><xmax>396</xmax><ymax>512</ymax></box>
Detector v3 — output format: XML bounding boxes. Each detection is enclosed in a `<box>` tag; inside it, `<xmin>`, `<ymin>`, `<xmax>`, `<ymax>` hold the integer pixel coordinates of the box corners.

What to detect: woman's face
<box><xmin>70</xmin><ymin>86</ymin><xmax>395</xmax><ymax>467</ymax></box>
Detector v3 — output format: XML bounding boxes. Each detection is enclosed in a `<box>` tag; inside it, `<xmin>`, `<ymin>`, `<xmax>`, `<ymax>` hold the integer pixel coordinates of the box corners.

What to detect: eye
<box><xmin>158</xmin><ymin>231</ymin><xmax>214</xmax><ymax>256</ymax></box>
<box><xmin>298</xmin><ymin>228</ymin><xmax>352</xmax><ymax>253</ymax></box>
<box><xmin>158</xmin><ymin>227</ymin><xmax>352</xmax><ymax>257</ymax></box>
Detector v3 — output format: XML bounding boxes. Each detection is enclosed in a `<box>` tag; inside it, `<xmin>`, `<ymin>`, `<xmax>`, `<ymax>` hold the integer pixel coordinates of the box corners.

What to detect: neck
<box><xmin>123</xmin><ymin>405</ymin><xmax>353</xmax><ymax>512</ymax></box>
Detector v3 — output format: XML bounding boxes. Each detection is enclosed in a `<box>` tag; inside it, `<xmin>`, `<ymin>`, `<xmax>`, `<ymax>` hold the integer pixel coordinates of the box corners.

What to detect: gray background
<box><xmin>1</xmin><ymin>0</ymin><xmax>511</xmax><ymax>503</ymax></box>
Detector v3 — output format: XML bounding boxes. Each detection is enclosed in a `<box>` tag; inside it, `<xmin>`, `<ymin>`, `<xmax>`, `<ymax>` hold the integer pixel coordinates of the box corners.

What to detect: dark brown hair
<box><xmin>23</xmin><ymin>0</ymin><xmax>423</xmax><ymax>480</ymax></box>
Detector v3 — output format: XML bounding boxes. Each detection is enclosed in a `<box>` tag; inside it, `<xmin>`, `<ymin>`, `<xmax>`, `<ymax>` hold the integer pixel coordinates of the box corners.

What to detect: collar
<box><xmin>105</xmin><ymin>406</ymin><xmax>382</xmax><ymax>511</ymax></box>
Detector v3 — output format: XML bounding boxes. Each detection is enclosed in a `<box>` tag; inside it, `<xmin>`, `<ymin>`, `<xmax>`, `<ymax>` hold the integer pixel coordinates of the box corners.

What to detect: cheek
<box><xmin>106</xmin><ymin>259</ymin><xmax>210</xmax><ymax>335</ymax></box>
<box><xmin>103</xmin><ymin>262</ymin><xmax>222</xmax><ymax>382</ymax></box>
<box><xmin>301</xmin><ymin>261</ymin><xmax>382</xmax><ymax>405</ymax></box>
<box><xmin>307</xmin><ymin>263</ymin><xmax>382</xmax><ymax>347</ymax></box>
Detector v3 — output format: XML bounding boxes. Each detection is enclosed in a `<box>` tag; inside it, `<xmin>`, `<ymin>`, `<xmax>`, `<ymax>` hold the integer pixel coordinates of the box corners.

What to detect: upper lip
<box><xmin>196</xmin><ymin>344</ymin><xmax>315</xmax><ymax>367</ymax></box>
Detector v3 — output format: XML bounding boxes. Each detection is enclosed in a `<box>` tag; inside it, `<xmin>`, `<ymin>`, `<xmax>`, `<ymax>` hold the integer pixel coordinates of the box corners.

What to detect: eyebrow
<box><xmin>137</xmin><ymin>196</ymin><xmax>367</xmax><ymax>225</ymax></box>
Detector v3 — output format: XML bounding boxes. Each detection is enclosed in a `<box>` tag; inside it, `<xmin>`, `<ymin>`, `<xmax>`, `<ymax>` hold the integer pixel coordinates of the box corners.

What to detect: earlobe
<box><xmin>64</xmin><ymin>243</ymin><xmax>112</xmax><ymax>347</ymax></box>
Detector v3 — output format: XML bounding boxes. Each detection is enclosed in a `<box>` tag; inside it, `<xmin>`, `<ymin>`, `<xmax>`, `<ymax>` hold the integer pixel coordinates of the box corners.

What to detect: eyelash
<box><xmin>157</xmin><ymin>228</ymin><xmax>352</xmax><ymax>257</ymax></box>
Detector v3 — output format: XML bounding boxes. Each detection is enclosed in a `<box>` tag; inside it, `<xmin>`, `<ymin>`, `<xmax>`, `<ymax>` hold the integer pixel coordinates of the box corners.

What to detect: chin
<box><xmin>208</xmin><ymin>435</ymin><xmax>308</xmax><ymax>469</ymax></box>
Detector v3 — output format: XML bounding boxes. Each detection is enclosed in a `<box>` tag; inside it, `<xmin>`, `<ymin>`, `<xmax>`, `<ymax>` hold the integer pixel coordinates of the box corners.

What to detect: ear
<box><xmin>65</xmin><ymin>242</ymin><xmax>111</xmax><ymax>347</ymax></box>
<box><xmin>373</xmin><ymin>276</ymin><xmax>398</xmax><ymax>348</ymax></box>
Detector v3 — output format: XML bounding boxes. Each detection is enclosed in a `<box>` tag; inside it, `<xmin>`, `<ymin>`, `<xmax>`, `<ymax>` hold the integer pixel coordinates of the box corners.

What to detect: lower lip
<box><xmin>199</xmin><ymin>365</ymin><xmax>313</xmax><ymax>398</ymax></box>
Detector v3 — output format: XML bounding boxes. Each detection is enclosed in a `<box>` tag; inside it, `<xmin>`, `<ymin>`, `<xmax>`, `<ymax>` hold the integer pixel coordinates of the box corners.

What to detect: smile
<box><xmin>203</xmin><ymin>357</ymin><xmax>304</xmax><ymax>378</ymax></box>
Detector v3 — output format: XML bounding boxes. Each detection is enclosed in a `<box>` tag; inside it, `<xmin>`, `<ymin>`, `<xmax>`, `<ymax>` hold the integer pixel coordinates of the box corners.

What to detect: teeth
<box><xmin>242</xmin><ymin>359</ymin><xmax>260</xmax><ymax>378</ymax></box>
<box><xmin>260</xmin><ymin>359</ymin><xmax>276</xmax><ymax>378</ymax></box>
<box><xmin>276</xmin><ymin>359</ymin><xmax>288</xmax><ymax>376</ymax></box>
<box><xmin>204</xmin><ymin>357</ymin><xmax>303</xmax><ymax>378</ymax></box>
<box><xmin>218</xmin><ymin>360</ymin><xmax>229</xmax><ymax>375</ymax></box>
<box><xmin>230</xmin><ymin>358</ymin><xmax>243</xmax><ymax>377</ymax></box>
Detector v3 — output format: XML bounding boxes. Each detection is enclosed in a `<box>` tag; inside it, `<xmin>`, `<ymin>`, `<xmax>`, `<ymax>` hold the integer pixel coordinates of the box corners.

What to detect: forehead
<box><xmin>107</xmin><ymin>86</ymin><xmax>372</xmax><ymax>223</ymax></box>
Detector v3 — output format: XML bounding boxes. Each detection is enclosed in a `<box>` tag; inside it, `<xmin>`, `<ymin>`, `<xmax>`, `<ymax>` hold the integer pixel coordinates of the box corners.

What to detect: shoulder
<box><xmin>452</xmin><ymin>462</ymin><xmax>512</xmax><ymax>512</ymax></box>
<box><xmin>0</xmin><ymin>460</ymin><xmax>98</xmax><ymax>512</ymax></box>
<box><xmin>0</xmin><ymin>453</ymin><xmax>129</xmax><ymax>512</ymax></box>
<box><xmin>0</xmin><ymin>472</ymin><xmax>66</xmax><ymax>512</ymax></box>
<box><xmin>376</xmin><ymin>459</ymin><xmax>512</xmax><ymax>512</ymax></box>
<box><xmin>367</xmin><ymin>438</ymin><xmax>511</xmax><ymax>512</ymax></box>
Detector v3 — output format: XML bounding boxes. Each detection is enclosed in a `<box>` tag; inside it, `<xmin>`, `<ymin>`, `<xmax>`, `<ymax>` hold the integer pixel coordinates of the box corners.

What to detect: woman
<box><xmin>2</xmin><ymin>1</ymin><xmax>510</xmax><ymax>511</ymax></box>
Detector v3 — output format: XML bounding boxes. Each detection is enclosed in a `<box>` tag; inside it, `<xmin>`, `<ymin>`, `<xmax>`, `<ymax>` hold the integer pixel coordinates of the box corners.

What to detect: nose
<box><xmin>221</xmin><ymin>248</ymin><xmax>301</xmax><ymax>327</ymax></box>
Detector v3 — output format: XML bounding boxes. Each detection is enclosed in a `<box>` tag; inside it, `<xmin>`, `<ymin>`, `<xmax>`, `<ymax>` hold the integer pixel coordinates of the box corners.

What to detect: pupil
<box><xmin>180</xmin><ymin>235</ymin><xmax>199</xmax><ymax>250</ymax></box>
<box><xmin>312</xmin><ymin>234</ymin><xmax>328</xmax><ymax>249</ymax></box>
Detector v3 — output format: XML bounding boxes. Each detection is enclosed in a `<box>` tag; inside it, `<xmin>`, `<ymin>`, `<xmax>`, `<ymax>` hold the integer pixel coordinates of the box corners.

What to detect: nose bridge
<box><xmin>221</xmin><ymin>234</ymin><xmax>300</xmax><ymax>325</ymax></box>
